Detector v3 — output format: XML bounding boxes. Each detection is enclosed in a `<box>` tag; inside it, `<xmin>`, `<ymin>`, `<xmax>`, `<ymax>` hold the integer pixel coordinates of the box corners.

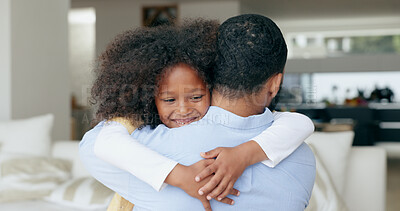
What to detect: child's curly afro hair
<box><xmin>91</xmin><ymin>19</ymin><xmax>219</xmax><ymax>128</ymax></box>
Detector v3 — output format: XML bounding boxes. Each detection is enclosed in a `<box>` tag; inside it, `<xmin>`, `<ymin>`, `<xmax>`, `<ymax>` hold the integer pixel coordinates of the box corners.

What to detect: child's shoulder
<box><xmin>107</xmin><ymin>117</ymin><xmax>142</xmax><ymax>134</ymax></box>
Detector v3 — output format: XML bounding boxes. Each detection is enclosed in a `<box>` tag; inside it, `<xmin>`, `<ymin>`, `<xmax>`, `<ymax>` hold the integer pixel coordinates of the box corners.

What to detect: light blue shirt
<box><xmin>80</xmin><ymin>106</ymin><xmax>315</xmax><ymax>211</ymax></box>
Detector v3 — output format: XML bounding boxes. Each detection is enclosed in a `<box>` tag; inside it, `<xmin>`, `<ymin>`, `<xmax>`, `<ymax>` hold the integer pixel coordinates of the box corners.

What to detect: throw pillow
<box><xmin>0</xmin><ymin>114</ymin><xmax>54</xmax><ymax>156</ymax></box>
<box><xmin>45</xmin><ymin>177</ymin><xmax>114</xmax><ymax>210</ymax></box>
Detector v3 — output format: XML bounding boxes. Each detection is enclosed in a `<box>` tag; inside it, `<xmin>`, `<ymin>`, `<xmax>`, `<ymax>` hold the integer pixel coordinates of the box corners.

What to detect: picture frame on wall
<box><xmin>142</xmin><ymin>5</ymin><xmax>178</xmax><ymax>27</ymax></box>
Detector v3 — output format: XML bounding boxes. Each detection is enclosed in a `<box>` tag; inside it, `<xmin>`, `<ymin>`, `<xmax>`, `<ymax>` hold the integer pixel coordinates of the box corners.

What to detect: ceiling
<box><xmin>72</xmin><ymin>0</ymin><xmax>400</xmax><ymax>20</ymax></box>
<box><xmin>241</xmin><ymin>0</ymin><xmax>400</xmax><ymax>20</ymax></box>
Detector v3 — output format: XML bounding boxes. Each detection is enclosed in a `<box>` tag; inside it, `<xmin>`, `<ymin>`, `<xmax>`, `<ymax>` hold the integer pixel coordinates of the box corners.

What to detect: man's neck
<box><xmin>211</xmin><ymin>90</ymin><xmax>266</xmax><ymax>117</ymax></box>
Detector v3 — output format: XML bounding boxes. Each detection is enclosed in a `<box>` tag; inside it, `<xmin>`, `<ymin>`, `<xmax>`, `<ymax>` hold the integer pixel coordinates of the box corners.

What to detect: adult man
<box><xmin>80</xmin><ymin>14</ymin><xmax>315</xmax><ymax>210</ymax></box>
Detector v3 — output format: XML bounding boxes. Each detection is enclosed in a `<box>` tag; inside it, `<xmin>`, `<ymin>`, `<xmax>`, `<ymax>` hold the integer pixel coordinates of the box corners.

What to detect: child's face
<box><xmin>155</xmin><ymin>63</ymin><xmax>210</xmax><ymax>128</ymax></box>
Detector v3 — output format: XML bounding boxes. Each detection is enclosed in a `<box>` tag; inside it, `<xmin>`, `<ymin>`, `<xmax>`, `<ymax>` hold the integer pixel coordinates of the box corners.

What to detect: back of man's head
<box><xmin>214</xmin><ymin>14</ymin><xmax>287</xmax><ymax>99</ymax></box>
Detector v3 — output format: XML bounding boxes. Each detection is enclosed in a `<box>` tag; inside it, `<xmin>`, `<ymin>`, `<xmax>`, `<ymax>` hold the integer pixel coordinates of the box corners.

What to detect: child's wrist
<box><xmin>165</xmin><ymin>164</ymin><xmax>185</xmax><ymax>187</ymax></box>
<box><xmin>237</xmin><ymin>141</ymin><xmax>267</xmax><ymax>166</ymax></box>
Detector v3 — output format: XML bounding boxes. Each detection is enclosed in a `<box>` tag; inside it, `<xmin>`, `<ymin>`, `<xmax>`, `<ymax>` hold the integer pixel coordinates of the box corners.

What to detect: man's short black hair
<box><xmin>213</xmin><ymin>14</ymin><xmax>287</xmax><ymax>98</ymax></box>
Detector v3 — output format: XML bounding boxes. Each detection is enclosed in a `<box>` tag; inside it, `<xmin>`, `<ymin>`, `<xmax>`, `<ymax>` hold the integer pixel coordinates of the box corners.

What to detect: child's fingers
<box><xmin>195</xmin><ymin>164</ymin><xmax>216</xmax><ymax>182</ymax></box>
<box><xmin>206</xmin><ymin>177</ymin><xmax>229</xmax><ymax>200</ymax></box>
<box><xmin>230</xmin><ymin>188</ymin><xmax>240</xmax><ymax>196</ymax></box>
<box><xmin>200</xmin><ymin>147</ymin><xmax>223</xmax><ymax>159</ymax></box>
<box><xmin>200</xmin><ymin>198</ymin><xmax>213</xmax><ymax>211</ymax></box>
<box><xmin>198</xmin><ymin>172</ymin><xmax>222</xmax><ymax>195</ymax></box>
<box><xmin>201</xmin><ymin>159</ymin><xmax>215</xmax><ymax>167</ymax></box>
<box><xmin>217</xmin><ymin>182</ymin><xmax>237</xmax><ymax>200</ymax></box>
<box><xmin>218</xmin><ymin>197</ymin><xmax>235</xmax><ymax>205</ymax></box>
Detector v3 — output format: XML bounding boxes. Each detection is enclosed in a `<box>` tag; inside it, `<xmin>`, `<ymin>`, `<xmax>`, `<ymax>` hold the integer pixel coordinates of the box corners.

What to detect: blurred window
<box><xmin>279</xmin><ymin>71</ymin><xmax>400</xmax><ymax>106</ymax></box>
<box><xmin>287</xmin><ymin>31</ymin><xmax>400</xmax><ymax>59</ymax></box>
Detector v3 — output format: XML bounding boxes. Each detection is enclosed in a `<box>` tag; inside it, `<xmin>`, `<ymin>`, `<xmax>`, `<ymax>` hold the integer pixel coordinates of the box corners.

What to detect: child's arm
<box><xmin>253</xmin><ymin>111</ymin><xmax>315</xmax><ymax>167</ymax></box>
<box><xmin>94</xmin><ymin>118</ymin><xmax>238</xmax><ymax>209</ymax></box>
<box><xmin>94</xmin><ymin>118</ymin><xmax>178</xmax><ymax>191</ymax></box>
<box><xmin>195</xmin><ymin>112</ymin><xmax>314</xmax><ymax>201</ymax></box>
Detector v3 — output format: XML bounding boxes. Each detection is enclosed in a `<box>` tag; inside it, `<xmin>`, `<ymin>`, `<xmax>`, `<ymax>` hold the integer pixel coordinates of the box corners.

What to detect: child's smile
<box><xmin>155</xmin><ymin>63</ymin><xmax>210</xmax><ymax>128</ymax></box>
<box><xmin>171</xmin><ymin>116</ymin><xmax>199</xmax><ymax>126</ymax></box>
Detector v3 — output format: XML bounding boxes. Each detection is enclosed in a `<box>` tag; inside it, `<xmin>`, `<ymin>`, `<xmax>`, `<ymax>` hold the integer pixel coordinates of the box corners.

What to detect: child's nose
<box><xmin>178</xmin><ymin>101</ymin><xmax>191</xmax><ymax>115</ymax></box>
<box><xmin>178</xmin><ymin>105</ymin><xmax>190</xmax><ymax>115</ymax></box>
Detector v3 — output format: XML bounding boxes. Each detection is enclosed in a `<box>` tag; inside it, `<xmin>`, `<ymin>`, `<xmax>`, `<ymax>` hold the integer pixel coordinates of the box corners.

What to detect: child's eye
<box><xmin>163</xmin><ymin>98</ymin><xmax>175</xmax><ymax>103</ymax></box>
<box><xmin>190</xmin><ymin>95</ymin><xmax>204</xmax><ymax>101</ymax></box>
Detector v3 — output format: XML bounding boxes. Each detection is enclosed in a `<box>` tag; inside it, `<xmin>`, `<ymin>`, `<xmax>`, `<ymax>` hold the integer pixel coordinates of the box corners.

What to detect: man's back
<box><xmin>80</xmin><ymin>106</ymin><xmax>315</xmax><ymax>211</ymax></box>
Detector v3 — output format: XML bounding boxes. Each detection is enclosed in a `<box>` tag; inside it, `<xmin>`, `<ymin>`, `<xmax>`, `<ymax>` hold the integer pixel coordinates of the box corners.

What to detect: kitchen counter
<box><xmin>277</xmin><ymin>103</ymin><xmax>400</xmax><ymax>145</ymax></box>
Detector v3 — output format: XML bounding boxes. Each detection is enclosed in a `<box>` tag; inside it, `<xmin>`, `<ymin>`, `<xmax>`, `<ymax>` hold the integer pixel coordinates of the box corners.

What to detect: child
<box><xmin>90</xmin><ymin>19</ymin><xmax>314</xmax><ymax>208</ymax></box>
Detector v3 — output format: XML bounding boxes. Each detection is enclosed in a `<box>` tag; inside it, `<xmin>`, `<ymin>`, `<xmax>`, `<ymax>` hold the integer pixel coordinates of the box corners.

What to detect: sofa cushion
<box><xmin>305</xmin><ymin>131</ymin><xmax>354</xmax><ymax>195</ymax></box>
<box><xmin>0</xmin><ymin>157</ymin><xmax>71</xmax><ymax>202</ymax></box>
<box><xmin>0</xmin><ymin>200</ymin><xmax>103</xmax><ymax>211</ymax></box>
<box><xmin>305</xmin><ymin>144</ymin><xmax>348</xmax><ymax>211</ymax></box>
<box><xmin>343</xmin><ymin>147</ymin><xmax>386</xmax><ymax>211</ymax></box>
<box><xmin>45</xmin><ymin>177</ymin><xmax>114</xmax><ymax>210</ymax></box>
<box><xmin>51</xmin><ymin>141</ymin><xmax>90</xmax><ymax>178</ymax></box>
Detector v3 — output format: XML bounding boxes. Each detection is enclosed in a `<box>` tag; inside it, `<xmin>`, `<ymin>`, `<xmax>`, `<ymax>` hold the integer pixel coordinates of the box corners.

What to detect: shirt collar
<box><xmin>200</xmin><ymin>106</ymin><xmax>274</xmax><ymax>129</ymax></box>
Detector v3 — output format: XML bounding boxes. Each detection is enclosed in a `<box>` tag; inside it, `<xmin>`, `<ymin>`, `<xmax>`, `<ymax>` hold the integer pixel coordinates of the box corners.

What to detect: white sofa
<box><xmin>0</xmin><ymin>140</ymin><xmax>386</xmax><ymax>211</ymax></box>
<box><xmin>343</xmin><ymin>146</ymin><xmax>386</xmax><ymax>211</ymax></box>
<box><xmin>0</xmin><ymin>140</ymin><xmax>102</xmax><ymax>211</ymax></box>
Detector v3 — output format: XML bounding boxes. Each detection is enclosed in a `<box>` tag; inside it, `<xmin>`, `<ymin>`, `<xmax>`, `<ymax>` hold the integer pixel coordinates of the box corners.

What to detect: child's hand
<box><xmin>166</xmin><ymin>160</ymin><xmax>238</xmax><ymax>211</ymax></box>
<box><xmin>194</xmin><ymin>147</ymin><xmax>246</xmax><ymax>201</ymax></box>
<box><xmin>195</xmin><ymin>141</ymin><xmax>266</xmax><ymax>201</ymax></box>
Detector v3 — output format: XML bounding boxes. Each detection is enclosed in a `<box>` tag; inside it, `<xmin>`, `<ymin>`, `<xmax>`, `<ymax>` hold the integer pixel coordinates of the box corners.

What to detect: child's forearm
<box><xmin>235</xmin><ymin>140</ymin><xmax>268</xmax><ymax>166</ymax></box>
<box><xmin>94</xmin><ymin>122</ymin><xmax>177</xmax><ymax>191</ymax></box>
<box><xmin>251</xmin><ymin>112</ymin><xmax>314</xmax><ymax>167</ymax></box>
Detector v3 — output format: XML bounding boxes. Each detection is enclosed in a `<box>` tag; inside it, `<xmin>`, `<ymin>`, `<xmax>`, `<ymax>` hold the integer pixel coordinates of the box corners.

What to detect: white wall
<box><xmin>180</xmin><ymin>1</ymin><xmax>240</xmax><ymax>22</ymax></box>
<box><xmin>6</xmin><ymin>0</ymin><xmax>70</xmax><ymax>140</ymax></box>
<box><xmin>69</xmin><ymin>0</ymin><xmax>240</xmax><ymax>110</ymax></box>
<box><xmin>72</xmin><ymin>0</ymin><xmax>144</xmax><ymax>56</ymax></box>
<box><xmin>0</xmin><ymin>0</ymin><xmax>11</xmax><ymax>120</ymax></box>
<box><xmin>241</xmin><ymin>0</ymin><xmax>400</xmax><ymax>20</ymax></box>
<box><xmin>72</xmin><ymin>0</ymin><xmax>240</xmax><ymax>56</ymax></box>
<box><xmin>92</xmin><ymin>0</ymin><xmax>143</xmax><ymax>56</ymax></box>
<box><xmin>69</xmin><ymin>21</ymin><xmax>95</xmax><ymax>107</ymax></box>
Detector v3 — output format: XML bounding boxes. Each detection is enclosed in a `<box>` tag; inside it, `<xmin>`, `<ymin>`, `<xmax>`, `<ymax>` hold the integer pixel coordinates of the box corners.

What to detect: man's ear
<box><xmin>268</xmin><ymin>73</ymin><xmax>283</xmax><ymax>98</ymax></box>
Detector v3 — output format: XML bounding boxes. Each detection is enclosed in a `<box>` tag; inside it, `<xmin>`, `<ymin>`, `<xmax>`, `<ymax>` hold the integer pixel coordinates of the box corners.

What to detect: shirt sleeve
<box><xmin>93</xmin><ymin>122</ymin><xmax>178</xmax><ymax>191</ymax></box>
<box><xmin>252</xmin><ymin>112</ymin><xmax>315</xmax><ymax>168</ymax></box>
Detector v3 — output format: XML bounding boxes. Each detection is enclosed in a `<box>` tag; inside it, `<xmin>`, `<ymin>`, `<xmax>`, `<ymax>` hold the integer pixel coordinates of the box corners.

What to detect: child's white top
<box><xmin>94</xmin><ymin>111</ymin><xmax>314</xmax><ymax>191</ymax></box>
